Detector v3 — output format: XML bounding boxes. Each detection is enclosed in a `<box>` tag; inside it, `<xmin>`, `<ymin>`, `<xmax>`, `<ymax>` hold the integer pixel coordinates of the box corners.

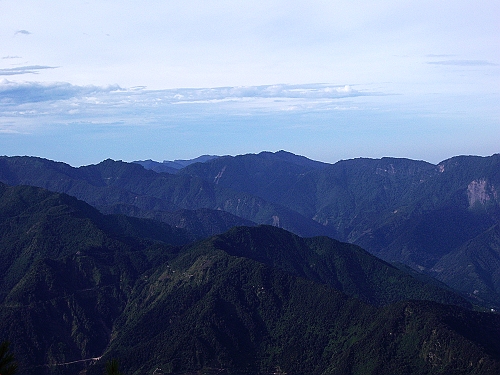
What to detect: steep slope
<box><xmin>2</xmin><ymin>152</ymin><xmax>500</xmax><ymax>302</ymax></box>
<box><xmin>178</xmin><ymin>153</ymin><xmax>499</xmax><ymax>253</ymax></box>
<box><xmin>178</xmin><ymin>150</ymin><xmax>329</xmax><ymax>206</ymax></box>
<box><xmin>0</xmin><ymin>182</ymin><xmax>188</xmax><ymax>373</ymax></box>
<box><xmin>0</xmin><ymin>156</ymin><xmax>332</xmax><ymax>238</ymax></box>
<box><xmin>194</xmin><ymin>225</ymin><xmax>470</xmax><ymax>307</ymax></box>
<box><xmin>99</xmin><ymin>205</ymin><xmax>257</xmax><ymax>239</ymax></box>
<box><xmin>177</xmin><ymin>152</ymin><xmax>500</xmax><ymax>304</ymax></box>
<box><xmin>93</xmin><ymin>231</ymin><xmax>500</xmax><ymax>375</ymax></box>
<box><xmin>179</xmin><ymin>155</ymin><xmax>438</xmax><ymax>230</ymax></box>
<box><xmin>430</xmin><ymin>223</ymin><xmax>500</xmax><ymax>306</ymax></box>
<box><xmin>0</xmin><ymin>181</ymin><xmax>190</xmax><ymax>297</ymax></box>
<box><xmin>347</xmin><ymin>155</ymin><xmax>500</xmax><ymax>252</ymax></box>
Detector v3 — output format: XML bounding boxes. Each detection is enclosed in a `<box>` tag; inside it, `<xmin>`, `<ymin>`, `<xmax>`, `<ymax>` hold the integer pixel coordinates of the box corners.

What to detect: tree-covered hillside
<box><xmin>2</xmin><ymin>152</ymin><xmax>500</xmax><ymax>305</ymax></box>
<box><xmin>0</xmin><ymin>182</ymin><xmax>189</xmax><ymax>373</ymax></box>
<box><xmin>178</xmin><ymin>152</ymin><xmax>500</xmax><ymax>305</ymax></box>
<box><xmin>1</xmin><ymin>181</ymin><xmax>500</xmax><ymax>374</ymax></box>
<box><xmin>95</xmin><ymin>230</ymin><xmax>500</xmax><ymax>375</ymax></box>
<box><xmin>0</xmin><ymin>156</ymin><xmax>331</xmax><ymax>238</ymax></box>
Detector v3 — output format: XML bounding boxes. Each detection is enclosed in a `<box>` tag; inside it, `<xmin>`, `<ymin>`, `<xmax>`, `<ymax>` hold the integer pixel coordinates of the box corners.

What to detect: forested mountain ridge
<box><xmin>1</xmin><ymin>152</ymin><xmax>500</xmax><ymax>305</ymax></box>
<box><xmin>97</xmin><ymin>249</ymin><xmax>500</xmax><ymax>375</ymax></box>
<box><xmin>177</xmin><ymin>152</ymin><xmax>500</xmax><ymax>304</ymax></box>
<box><xmin>195</xmin><ymin>225</ymin><xmax>470</xmax><ymax>307</ymax></box>
<box><xmin>1</xmin><ymin>181</ymin><xmax>499</xmax><ymax>374</ymax></box>
<box><xmin>179</xmin><ymin>153</ymin><xmax>500</xmax><ymax>243</ymax></box>
<box><xmin>0</xmin><ymin>156</ymin><xmax>331</xmax><ymax>238</ymax></box>
<box><xmin>0</xmin><ymin>182</ymin><xmax>191</xmax><ymax>373</ymax></box>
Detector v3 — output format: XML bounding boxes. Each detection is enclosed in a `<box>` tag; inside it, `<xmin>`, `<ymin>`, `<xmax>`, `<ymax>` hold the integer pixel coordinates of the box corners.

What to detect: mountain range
<box><xmin>0</xmin><ymin>151</ymin><xmax>499</xmax><ymax>374</ymax></box>
<box><xmin>1</xmin><ymin>151</ymin><xmax>499</xmax><ymax>304</ymax></box>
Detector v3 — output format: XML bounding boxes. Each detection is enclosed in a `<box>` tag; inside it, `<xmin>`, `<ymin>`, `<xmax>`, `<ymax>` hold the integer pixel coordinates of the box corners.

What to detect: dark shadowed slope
<box><xmin>0</xmin><ymin>156</ymin><xmax>333</xmax><ymax>238</ymax></box>
<box><xmin>0</xmin><ymin>182</ymin><xmax>189</xmax><ymax>373</ymax></box>
<box><xmin>94</xmin><ymin>226</ymin><xmax>500</xmax><ymax>375</ymax></box>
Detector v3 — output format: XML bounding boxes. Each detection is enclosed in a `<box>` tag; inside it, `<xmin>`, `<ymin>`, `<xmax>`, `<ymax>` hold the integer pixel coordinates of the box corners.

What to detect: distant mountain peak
<box><xmin>134</xmin><ymin>155</ymin><xmax>219</xmax><ymax>173</ymax></box>
<box><xmin>164</xmin><ymin>154</ymin><xmax>219</xmax><ymax>167</ymax></box>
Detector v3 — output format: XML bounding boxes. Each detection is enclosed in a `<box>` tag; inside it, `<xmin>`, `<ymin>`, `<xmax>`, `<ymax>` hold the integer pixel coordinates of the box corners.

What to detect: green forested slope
<box><xmin>430</xmin><ymin>223</ymin><xmax>500</xmax><ymax>306</ymax></box>
<box><xmin>0</xmin><ymin>182</ymin><xmax>187</xmax><ymax>372</ymax></box>
<box><xmin>96</xmin><ymin>236</ymin><xmax>500</xmax><ymax>375</ymax></box>
<box><xmin>98</xmin><ymin>206</ymin><xmax>257</xmax><ymax>239</ymax></box>
<box><xmin>191</xmin><ymin>225</ymin><xmax>469</xmax><ymax>307</ymax></box>
<box><xmin>1</xmin><ymin>157</ymin><xmax>500</xmax><ymax>374</ymax></box>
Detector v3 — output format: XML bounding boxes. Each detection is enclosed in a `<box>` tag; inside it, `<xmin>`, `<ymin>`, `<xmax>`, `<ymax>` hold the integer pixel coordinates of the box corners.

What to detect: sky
<box><xmin>1</xmin><ymin>0</ymin><xmax>499</xmax><ymax>166</ymax></box>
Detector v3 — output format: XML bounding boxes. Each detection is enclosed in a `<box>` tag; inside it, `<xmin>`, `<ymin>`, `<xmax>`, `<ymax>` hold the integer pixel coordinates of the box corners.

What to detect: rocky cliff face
<box><xmin>468</xmin><ymin>178</ymin><xmax>499</xmax><ymax>209</ymax></box>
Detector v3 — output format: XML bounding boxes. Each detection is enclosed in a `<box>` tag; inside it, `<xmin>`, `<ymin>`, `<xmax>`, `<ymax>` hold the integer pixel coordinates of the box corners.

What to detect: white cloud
<box><xmin>155</xmin><ymin>84</ymin><xmax>371</xmax><ymax>102</ymax></box>
<box><xmin>0</xmin><ymin>81</ymin><xmax>373</xmax><ymax>106</ymax></box>
<box><xmin>0</xmin><ymin>80</ymin><xmax>384</xmax><ymax>138</ymax></box>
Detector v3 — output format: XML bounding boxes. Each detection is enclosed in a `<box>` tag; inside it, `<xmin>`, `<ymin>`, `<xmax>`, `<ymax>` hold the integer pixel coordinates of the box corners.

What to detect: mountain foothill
<box><xmin>0</xmin><ymin>151</ymin><xmax>499</xmax><ymax>374</ymax></box>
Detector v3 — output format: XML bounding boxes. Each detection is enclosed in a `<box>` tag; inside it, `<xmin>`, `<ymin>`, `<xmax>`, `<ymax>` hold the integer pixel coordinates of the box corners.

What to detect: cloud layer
<box><xmin>1</xmin><ymin>78</ymin><xmax>497</xmax><ymax>167</ymax></box>
<box><xmin>0</xmin><ymin>65</ymin><xmax>59</xmax><ymax>76</ymax></box>
<box><xmin>0</xmin><ymin>80</ymin><xmax>121</xmax><ymax>104</ymax></box>
<box><xmin>0</xmin><ymin>80</ymin><xmax>370</xmax><ymax>106</ymax></box>
<box><xmin>0</xmin><ymin>80</ymin><xmax>381</xmax><ymax>137</ymax></box>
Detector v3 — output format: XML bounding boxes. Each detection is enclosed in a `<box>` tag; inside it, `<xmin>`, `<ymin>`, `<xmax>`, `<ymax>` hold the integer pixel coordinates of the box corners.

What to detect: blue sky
<box><xmin>1</xmin><ymin>0</ymin><xmax>499</xmax><ymax>166</ymax></box>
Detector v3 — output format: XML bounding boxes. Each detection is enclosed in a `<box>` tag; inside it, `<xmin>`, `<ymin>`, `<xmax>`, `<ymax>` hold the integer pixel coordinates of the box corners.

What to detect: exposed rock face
<box><xmin>467</xmin><ymin>179</ymin><xmax>498</xmax><ymax>208</ymax></box>
<box><xmin>272</xmin><ymin>215</ymin><xmax>280</xmax><ymax>227</ymax></box>
<box><xmin>213</xmin><ymin>166</ymin><xmax>226</xmax><ymax>184</ymax></box>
